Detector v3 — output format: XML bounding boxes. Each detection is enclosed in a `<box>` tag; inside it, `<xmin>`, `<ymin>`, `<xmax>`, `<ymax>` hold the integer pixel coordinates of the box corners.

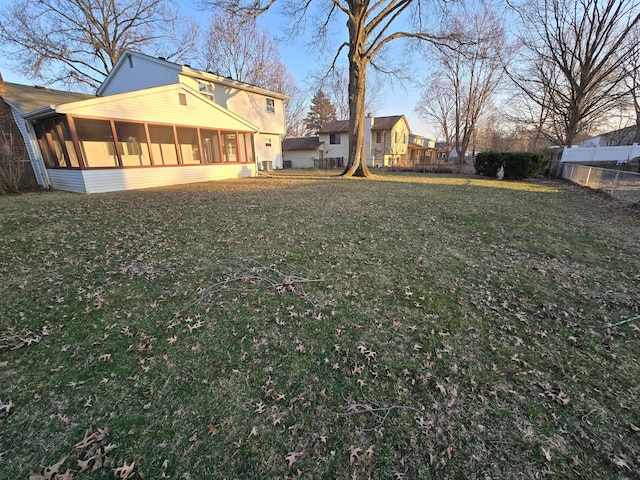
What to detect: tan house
<box><xmin>317</xmin><ymin>115</ymin><xmax>412</xmax><ymax>167</ymax></box>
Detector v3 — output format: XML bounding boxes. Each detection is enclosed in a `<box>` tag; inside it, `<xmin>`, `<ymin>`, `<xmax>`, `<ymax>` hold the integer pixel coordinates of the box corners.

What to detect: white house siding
<box><xmin>283</xmin><ymin>150</ymin><xmax>316</xmax><ymax>169</ymax></box>
<box><xmin>255</xmin><ymin>134</ymin><xmax>283</xmax><ymax>169</ymax></box>
<box><xmin>59</xmin><ymin>86</ymin><xmax>254</xmax><ymax>132</ymax></box>
<box><xmin>318</xmin><ymin>133</ymin><xmax>349</xmax><ymax>161</ymax></box>
<box><xmin>48</xmin><ymin>169</ymin><xmax>87</xmax><ymax>193</ymax></box>
<box><xmin>179</xmin><ymin>76</ymin><xmax>286</xmax><ymax>135</ymax></box>
<box><xmin>79</xmin><ymin>164</ymin><xmax>256</xmax><ymax>194</ymax></box>
<box><xmin>180</xmin><ymin>76</ymin><xmax>285</xmax><ymax>168</ymax></box>
<box><xmin>99</xmin><ymin>55</ymin><xmax>181</xmax><ymax>96</ymax></box>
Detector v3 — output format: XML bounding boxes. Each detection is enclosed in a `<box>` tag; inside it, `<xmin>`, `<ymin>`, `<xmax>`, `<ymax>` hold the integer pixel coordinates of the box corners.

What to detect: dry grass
<box><xmin>1</xmin><ymin>171</ymin><xmax>638</xmax><ymax>479</ymax></box>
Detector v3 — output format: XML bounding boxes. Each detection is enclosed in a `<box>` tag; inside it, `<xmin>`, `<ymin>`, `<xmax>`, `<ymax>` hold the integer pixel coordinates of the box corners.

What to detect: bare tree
<box><xmin>201</xmin><ymin>11</ymin><xmax>304</xmax><ymax>138</ymax></box>
<box><xmin>0</xmin><ymin>0</ymin><xmax>198</xmax><ymax>91</ymax></box>
<box><xmin>417</xmin><ymin>7</ymin><xmax>507</xmax><ymax>168</ymax></box>
<box><xmin>316</xmin><ymin>66</ymin><xmax>381</xmax><ymax>121</ymax></box>
<box><xmin>203</xmin><ymin>12</ymin><xmax>282</xmax><ymax>88</ymax></box>
<box><xmin>415</xmin><ymin>76</ymin><xmax>455</xmax><ymax>160</ymax></box>
<box><xmin>509</xmin><ymin>0</ymin><xmax>640</xmax><ymax>146</ymax></box>
<box><xmin>201</xmin><ymin>0</ymin><xmax>457</xmax><ymax>177</ymax></box>
<box><xmin>619</xmin><ymin>26</ymin><xmax>640</xmax><ymax>145</ymax></box>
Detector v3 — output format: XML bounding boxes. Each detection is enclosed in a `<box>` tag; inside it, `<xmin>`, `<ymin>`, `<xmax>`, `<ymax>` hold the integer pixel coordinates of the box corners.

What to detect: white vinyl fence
<box><xmin>562</xmin><ymin>164</ymin><xmax>640</xmax><ymax>203</ymax></box>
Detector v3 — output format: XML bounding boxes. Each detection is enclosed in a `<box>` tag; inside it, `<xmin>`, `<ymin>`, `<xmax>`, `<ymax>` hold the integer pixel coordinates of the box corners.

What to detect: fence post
<box><xmin>611</xmin><ymin>170</ymin><xmax>620</xmax><ymax>196</ymax></box>
<box><xmin>585</xmin><ymin>167</ymin><xmax>592</xmax><ymax>186</ymax></box>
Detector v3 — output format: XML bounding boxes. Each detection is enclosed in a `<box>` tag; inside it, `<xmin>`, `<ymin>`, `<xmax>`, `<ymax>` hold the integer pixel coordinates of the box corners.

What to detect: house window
<box><xmin>239</xmin><ymin>133</ymin><xmax>254</xmax><ymax>163</ymax></box>
<box><xmin>176</xmin><ymin>127</ymin><xmax>201</xmax><ymax>164</ymax></box>
<box><xmin>114</xmin><ymin>122</ymin><xmax>151</xmax><ymax>166</ymax></box>
<box><xmin>330</xmin><ymin>133</ymin><xmax>341</xmax><ymax>144</ymax></box>
<box><xmin>199</xmin><ymin>82</ymin><xmax>214</xmax><ymax>99</ymax></box>
<box><xmin>222</xmin><ymin>132</ymin><xmax>238</xmax><ymax>162</ymax></box>
<box><xmin>265</xmin><ymin>137</ymin><xmax>272</xmax><ymax>147</ymax></box>
<box><xmin>75</xmin><ymin>119</ymin><xmax>119</xmax><ymax>167</ymax></box>
<box><xmin>201</xmin><ymin>129</ymin><xmax>222</xmax><ymax>163</ymax></box>
<box><xmin>266</xmin><ymin>98</ymin><xmax>275</xmax><ymax>114</ymax></box>
<box><xmin>179</xmin><ymin>93</ymin><xmax>187</xmax><ymax>106</ymax></box>
<box><xmin>56</xmin><ymin>118</ymin><xmax>79</xmax><ymax>167</ymax></box>
<box><xmin>148</xmin><ymin>125</ymin><xmax>178</xmax><ymax>165</ymax></box>
<box><xmin>376</xmin><ymin>131</ymin><xmax>383</xmax><ymax>143</ymax></box>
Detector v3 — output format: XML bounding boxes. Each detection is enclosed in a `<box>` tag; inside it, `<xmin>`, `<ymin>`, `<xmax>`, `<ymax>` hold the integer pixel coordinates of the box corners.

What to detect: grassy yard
<box><xmin>1</xmin><ymin>171</ymin><xmax>638</xmax><ymax>479</ymax></box>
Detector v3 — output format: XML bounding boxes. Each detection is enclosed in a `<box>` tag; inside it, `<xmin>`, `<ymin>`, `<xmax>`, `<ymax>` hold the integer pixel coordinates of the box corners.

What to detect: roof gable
<box><xmin>25</xmin><ymin>83</ymin><xmax>260</xmax><ymax>132</ymax></box>
<box><xmin>371</xmin><ymin>115</ymin><xmax>409</xmax><ymax>132</ymax></box>
<box><xmin>98</xmin><ymin>50</ymin><xmax>290</xmax><ymax>100</ymax></box>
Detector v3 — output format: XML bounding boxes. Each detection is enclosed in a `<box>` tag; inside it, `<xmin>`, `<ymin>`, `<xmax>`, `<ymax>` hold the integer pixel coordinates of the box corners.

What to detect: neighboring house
<box><xmin>98</xmin><ymin>51</ymin><xmax>290</xmax><ymax>170</ymax></box>
<box><xmin>580</xmin><ymin>125</ymin><xmax>640</xmax><ymax>147</ymax></box>
<box><xmin>407</xmin><ymin>134</ymin><xmax>436</xmax><ymax>166</ymax></box>
<box><xmin>317</xmin><ymin>115</ymin><xmax>412</xmax><ymax>167</ymax></box>
<box><xmin>282</xmin><ymin>137</ymin><xmax>324</xmax><ymax>169</ymax></box>
<box><xmin>317</xmin><ymin>120</ymin><xmax>350</xmax><ymax>166</ymax></box>
<box><xmin>0</xmin><ymin>50</ymin><xmax>289</xmax><ymax>194</ymax></box>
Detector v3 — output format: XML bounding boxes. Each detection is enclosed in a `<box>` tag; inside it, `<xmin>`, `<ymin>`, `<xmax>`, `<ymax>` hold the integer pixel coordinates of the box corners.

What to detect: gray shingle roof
<box><xmin>1</xmin><ymin>82</ymin><xmax>94</xmax><ymax>114</ymax></box>
<box><xmin>282</xmin><ymin>137</ymin><xmax>322</xmax><ymax>151</ymax></box>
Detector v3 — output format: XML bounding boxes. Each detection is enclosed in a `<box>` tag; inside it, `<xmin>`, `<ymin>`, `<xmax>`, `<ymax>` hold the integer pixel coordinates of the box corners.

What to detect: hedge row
<box><xmin>475</xmin><ymin>151</ymin><xmax>547</xmax><ymax>180</ymax></box>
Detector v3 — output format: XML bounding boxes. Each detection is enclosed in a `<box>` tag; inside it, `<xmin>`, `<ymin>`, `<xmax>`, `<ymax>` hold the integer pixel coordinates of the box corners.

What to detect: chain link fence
<box><xmin>562</xmin><ymin>163</ymin><xmax>640</xmax><ymax>203</ymax></box>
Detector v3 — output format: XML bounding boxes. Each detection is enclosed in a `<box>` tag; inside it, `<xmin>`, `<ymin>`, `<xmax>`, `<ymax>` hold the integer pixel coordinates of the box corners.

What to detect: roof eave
<box><xmin>179</xmin><ymin>69</ymin><xmax>291</xmax><ymax>100</ymax></box>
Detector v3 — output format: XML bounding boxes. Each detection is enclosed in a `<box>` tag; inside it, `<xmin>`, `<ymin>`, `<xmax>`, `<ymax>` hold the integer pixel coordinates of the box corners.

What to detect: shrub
<box><xmin>475</xmin><ymin>151</ymin><xmax>503</xmax><ymax>177</ymax></box>
<box><xmin>475</xmin><ymin>151</ymin><xmax>548</xmax><ymax>179</ymax></box>
<box><xmin>502</xmin><ymin>152</ymin><xmax>547</xmax><ymax>180</ymax></box>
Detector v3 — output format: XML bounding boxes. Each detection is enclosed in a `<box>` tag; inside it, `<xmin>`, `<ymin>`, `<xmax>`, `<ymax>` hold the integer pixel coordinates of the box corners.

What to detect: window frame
<box><xmin>266</xmin><ymin>98</ymin><xmax>275</xmax><ymax>114</ymax></box>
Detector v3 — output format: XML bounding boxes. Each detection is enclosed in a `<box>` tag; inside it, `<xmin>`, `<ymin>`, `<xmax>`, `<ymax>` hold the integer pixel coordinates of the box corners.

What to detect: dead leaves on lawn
<box><xmin>29</xmin><ymin>427</ymin><xmax>137</xmax><ymax>479</ymax></box>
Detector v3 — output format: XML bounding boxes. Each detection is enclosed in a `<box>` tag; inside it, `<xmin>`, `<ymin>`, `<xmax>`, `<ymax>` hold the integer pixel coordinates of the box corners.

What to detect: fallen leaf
<box><xmin>43</xmin><ymin>456</ymin><xmax>67</xmax><ymax>480</ymax></box>
<box><xmin>542</xmin><ymin>447</ymin><xmax>552</xmax><ymax>462</ymax></box>
<box><xmin>113</xmin><ymin>461</ymin><xmax>135</xmax><ymax>479</ymax></box>
<box><xmin>349</xmin><ymin>446</ymin><xmax>362</xmax><ymax>464</ymax></box>
<box><xmin>77</xmin><ymin>457</ymin><xmax>94</xmax><ymax>472</ymax></box>
<box><xmin>284</xmin><ymin>451</ymin><xmax>302</xmax><ymax>468</ymax></box>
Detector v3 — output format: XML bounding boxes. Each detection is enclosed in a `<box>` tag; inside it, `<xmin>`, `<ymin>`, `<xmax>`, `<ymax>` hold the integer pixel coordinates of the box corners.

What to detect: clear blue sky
<box><xmin>0</xmin><ymin>0</ymin><xmax>436</xmax><ymax>139</ymax></box>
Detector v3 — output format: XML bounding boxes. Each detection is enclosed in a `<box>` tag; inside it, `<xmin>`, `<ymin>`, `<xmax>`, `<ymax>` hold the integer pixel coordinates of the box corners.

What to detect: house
<box><xmin>0</xmin><ymin>79</ymin><xmax>94</xmax><ymax>188</ymax></box>
<box><xmin>316</xmin><ymin>115</ymin><xmax>412</xmax><ymax>167</ymax></box>
<box><xmin>580</xmin><ymin>125</ymin><xmax>640</xmax><ymax>147</ymax></box>
<box><xmin>98</xmin><ymin>51</ymin><xmax>289</xmax><ymax>171</ymax></box>
<box><xmin>407</xmin><ymin>134</ymin><xmax>436</xmax><ymax>166</ymax></box>
<box><xmin>0</xmin><ymin>50</ymin><xmax>289</xmax><ymax>193</ymax></box>
<box><xmin>282</xmin><ymin>137</ymin><xmax>324</xmax><ymax>169</ymax></box>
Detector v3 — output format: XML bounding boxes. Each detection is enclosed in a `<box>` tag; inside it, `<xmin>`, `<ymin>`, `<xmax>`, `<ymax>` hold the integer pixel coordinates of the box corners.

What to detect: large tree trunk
<box><xmin>342</xmin><ymin>2</ymin><xmax>371</xmax><ymax>178</ymax></box>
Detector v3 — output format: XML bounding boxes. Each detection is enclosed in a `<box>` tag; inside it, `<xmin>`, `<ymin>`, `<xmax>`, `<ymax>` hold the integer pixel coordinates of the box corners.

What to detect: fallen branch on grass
<box><xmin>334</xmin><ymin>403</ymin><xmax>424</xmax><ymax>432</ymax></box>
<box><xmin>606</xmin><ymin>315</ymin><xmax>640</xmax><ymax>328</ymax></box>
<box><xmin>176</xmin><ymin>257</ymin><xmax>323</xmax><ymax>317</ymax></box>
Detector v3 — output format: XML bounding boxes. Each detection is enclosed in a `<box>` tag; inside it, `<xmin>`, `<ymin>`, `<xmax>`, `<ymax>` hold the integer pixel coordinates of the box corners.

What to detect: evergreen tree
<box><xmin>303</xmin><ymin>91</ymin><xmax>337</xmax><ymax>135</ymax></box>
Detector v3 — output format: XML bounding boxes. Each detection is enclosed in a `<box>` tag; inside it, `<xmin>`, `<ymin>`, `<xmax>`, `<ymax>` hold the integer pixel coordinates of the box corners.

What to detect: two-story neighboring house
<box><xmin>1</xmin><ymin>51</ymin><xmax>289</xmax><ymax>193</ymax></box>
<box><xmin>317</xmin><ymin>115</ymin><xmax>412</xmax><ymax>167</ymax></box>
<box><xmin>98</xmin><ymin>51</ymin><xmax>290</xmax><ymax>170</ymax></box>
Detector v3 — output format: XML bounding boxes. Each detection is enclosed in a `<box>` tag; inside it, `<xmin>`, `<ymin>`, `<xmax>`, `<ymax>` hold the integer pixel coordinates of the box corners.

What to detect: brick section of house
<box><xmin>0</xmin><ymin>74</ymin><xmax>30</xmax><ymax>160</ymax></box>
<box><xmin>0</xmin><ymin>73</ymin><xmax>38</xmax><ymax>190</ymax></box>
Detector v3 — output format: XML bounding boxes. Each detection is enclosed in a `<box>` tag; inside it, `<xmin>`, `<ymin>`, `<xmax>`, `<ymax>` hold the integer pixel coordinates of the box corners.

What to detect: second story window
<box><xmin>330</xmin><ymin>133</ymin><xmax>341</xmax><ymax>144</ymax></box>
<box><xmin>266</xmin><ymin>98</ymin><xmax>275</xmax><ymax>114</ymax></box>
